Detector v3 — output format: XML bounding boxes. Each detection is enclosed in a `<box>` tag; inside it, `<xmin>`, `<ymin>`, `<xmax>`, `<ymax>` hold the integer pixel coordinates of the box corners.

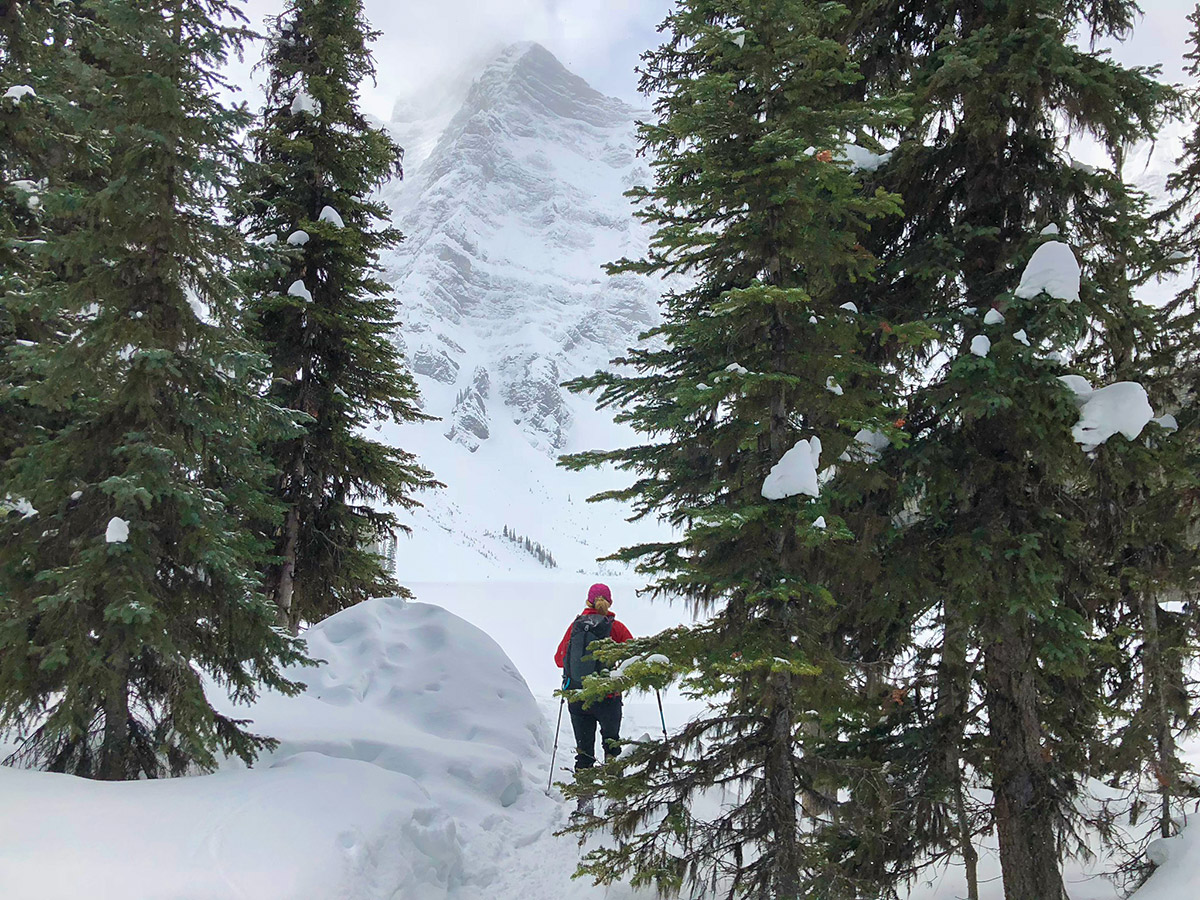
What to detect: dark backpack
<box><xmin>562</xmin><ymin>614</ymin><xmax>614</xmax><ymax>689</ymax></box>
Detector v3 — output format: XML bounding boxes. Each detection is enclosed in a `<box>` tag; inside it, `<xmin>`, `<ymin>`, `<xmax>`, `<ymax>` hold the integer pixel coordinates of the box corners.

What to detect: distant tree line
<box><xmin>500</xmin><ymin>525</ymin><xmax>557</xmax><ymax>569</ymax></box>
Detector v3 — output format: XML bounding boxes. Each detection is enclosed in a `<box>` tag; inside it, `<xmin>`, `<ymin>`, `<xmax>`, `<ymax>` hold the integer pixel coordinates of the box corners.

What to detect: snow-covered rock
<box><xmin>445</xmin><ymin>366</ymin><xmax>492</xmax><ymax>451</ymax></box>
<box><xmin>1015</xmin><ymin>240</ymin><xmax>1081</xmax><ymax>303</ymax></box>
<box><xmin>0</xmin><ymin>598</ymin><xmax>557</xmax><ymax>900</ymax></box>
<box><xmin>1071</xmin><ymin>381</ymin><xmax>1153</xmax><ymax>452</ymax></box>
<box><xmin>762</xmin><ymin>437</ymin><xmax>822</xmax><ymax>500</ymax></box>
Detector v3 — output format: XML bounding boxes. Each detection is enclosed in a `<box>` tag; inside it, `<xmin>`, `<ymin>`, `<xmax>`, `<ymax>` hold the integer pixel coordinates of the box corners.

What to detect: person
<box><xmin>554</xmin><ymin>583</ymin><xmax>633</xmax><ymax>790</ymax></box>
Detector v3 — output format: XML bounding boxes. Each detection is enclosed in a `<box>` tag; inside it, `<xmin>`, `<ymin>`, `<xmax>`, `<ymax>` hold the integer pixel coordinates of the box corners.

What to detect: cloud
<box><xmin>230</xmin><ymin>0</ymin><xmax>1194</xmax><ymax>127</ymax></box>
<box><xmin>236</xmin><ymin>0</ymin><xmax>670</xmax><ymax>119</ymax></box>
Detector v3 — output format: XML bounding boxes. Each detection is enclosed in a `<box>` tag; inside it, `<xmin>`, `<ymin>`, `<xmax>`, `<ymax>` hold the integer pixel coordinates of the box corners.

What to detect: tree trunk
<box><xmin>937</xmin><ymin>600</ymin><xmax>979</xmax><ymax>899</ymax></box>
<box><xmin>984</xmin><ymin>614</ymin><xmax>1063</xmax><ymax>900</ymax></box>
<box><xmin>765</xmin><ymin>670</ymin><xmax>801</xmax><ymax>899</ymax></box>
<box><xmin>97</xmin><ymin>646</ymin><xmax>131</xmax><ymax>781</ymax></box>
<box><xmin>274</xmin><ymin>502</ymin><xmax>301</xmax><ymax>635</ymax></box>
<box><xmin>1140</xmin><ymin>590</ymin><xmax>1176</xmax><ymax>838</ymax></box>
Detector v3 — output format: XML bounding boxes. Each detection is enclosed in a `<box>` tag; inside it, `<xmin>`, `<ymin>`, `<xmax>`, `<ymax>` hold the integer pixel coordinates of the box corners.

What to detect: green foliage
<box><xmin>0</xmin><ymin>0</ymin><xmax>310</xmax><ymax>781</ymax></box>
<box><xmin>841</xmin><ymin>0</ymin><xmax>1189</xmax><ymax>895</ymax></box>
<box><xmin>241</xmin><ymin>0</ymin><xmax>439</xmax><ymax>632</ymax></box>
<box><xmin>559</xmin><ymin>1</ymin><xmax>915</xmax><ymax>896</ymax></box>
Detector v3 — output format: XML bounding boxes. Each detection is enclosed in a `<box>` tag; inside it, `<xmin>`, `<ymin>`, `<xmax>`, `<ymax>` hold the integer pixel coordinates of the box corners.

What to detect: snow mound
<box><xmin>1135</xmin><ymin>829</ymin><xmax>1197</xmax><ymax>900</ymax></box>
<box><xmin>318</xmin><ymin>206</ymin><xmax>344</xmax><ymax>227</ymax></box>
<box><xmin>104</xmin><ymin>516</ymin><xmax>129</xmax><ymax>543</ymax></box>
<box><xmin>3</xmin><ymin>84</ymin><xmax>35</xmax><ymax>103</ymax></box>
<box><xmin>763</xmin><ymin>437</ymin><xmax>821</xmax><ymax>500</ymax></box>
<box><xmin>1015</xmin><ymin>240</ymin><xmax>1081</xmax><ymax>302</ymax></box>
<box><xmin>839</xmin><ymin>143</ymin><xmax>892</xmax><ymax>172</ymax></box>
<box><xmin>0</xmin><ymin>599</ymin><xmax>553</xmax><ymax>900</ymax></box>
<box><xmin>1071</xmin><ymin>381</ymin><xmax>1153</xmax><ymax>452</ymax></box>
<box><xmin>840</xmin><ymin>427</ymin><xmax>891</xmax><ymax>463</ymax></box>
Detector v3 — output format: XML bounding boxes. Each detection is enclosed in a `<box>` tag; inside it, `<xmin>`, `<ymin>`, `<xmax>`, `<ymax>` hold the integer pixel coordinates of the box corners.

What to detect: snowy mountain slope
<box><xmin>374</xmin><ymin>42</ymin><xmax>672</xmax><ymax>580</ymax></box>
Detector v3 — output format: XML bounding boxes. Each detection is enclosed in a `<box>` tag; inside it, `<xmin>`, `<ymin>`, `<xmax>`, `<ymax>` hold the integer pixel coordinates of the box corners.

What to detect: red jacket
<box><xmin>555</xmin><ymin>607</ymin><xmax>633</xmax><ymax>667</ymax></box>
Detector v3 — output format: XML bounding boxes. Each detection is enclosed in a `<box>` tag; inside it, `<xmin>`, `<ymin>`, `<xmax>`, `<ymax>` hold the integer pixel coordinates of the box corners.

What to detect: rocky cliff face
<box><xmin>380</xmin><ymin>41</ymin><xmax>658</xmax><ymax>455</ymax></box>
<box><xmin>374</xmin><ymin>43</ymin><xmax>668</xmax><ymax>578</ymax></box>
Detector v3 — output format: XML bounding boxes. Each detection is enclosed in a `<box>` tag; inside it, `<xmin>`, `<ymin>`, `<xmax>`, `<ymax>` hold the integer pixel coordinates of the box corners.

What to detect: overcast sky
<box><xmin>229</xmin><ymin>1</ymin><xmax>1198</xmax><ymax>120</ymax></box>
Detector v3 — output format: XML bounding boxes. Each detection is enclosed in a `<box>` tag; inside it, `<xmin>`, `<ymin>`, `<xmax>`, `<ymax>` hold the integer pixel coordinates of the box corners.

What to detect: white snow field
<box><xmin>0</xmin><ymin>595</ymin><xmax>676</xmax><ymax>900</ymax></box>
<box><xmin>2</xmin><ymin>585</ymin><xmax>1192</xmax><ymax>900</ymax></box>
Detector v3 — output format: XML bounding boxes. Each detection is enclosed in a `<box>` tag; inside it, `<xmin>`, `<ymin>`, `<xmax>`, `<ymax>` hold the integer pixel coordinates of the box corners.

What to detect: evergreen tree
<box><xmin>0</xmin><ymin>0</ymin><xmax>87</xmax><ymax>468</ymax></box>
<box><xmin>562</xmin><ymin>2</ymin><xmax>916</xmax><ymax>895</ymax></box>
<box><xmin>241</xmin><ymin>0</ymin><xmax>438</xmax><ymax>634</ymax></box>
<box><xmin>844</xmin><ymin>1</ymin><xmax>1179</xmax><ymax>895</ymax></box>
<box><xmin>0</xmin><ymin>0</ymin><xmax>308</xmax><ymax>780</ymax></box>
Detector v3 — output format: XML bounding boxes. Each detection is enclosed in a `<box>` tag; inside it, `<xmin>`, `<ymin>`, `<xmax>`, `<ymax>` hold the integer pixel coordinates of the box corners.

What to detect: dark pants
<box><xmin>569</xmin><ymin>695</ymin><xmax>622</xmax><ymax>770</ymax></box>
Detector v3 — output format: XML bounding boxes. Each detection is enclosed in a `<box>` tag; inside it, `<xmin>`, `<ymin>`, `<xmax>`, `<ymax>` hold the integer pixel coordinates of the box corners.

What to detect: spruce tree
<box><xmin>241</xmin><ymin>0</ymin><xmax>437</xmax><ymax>634</ymax></box>
<box><xmin>0</xmin><ymin>0</ymin><xmax>84</xmax><ymax>468</ymax></box>
<box><xmin>0</xmin><ymin>0</ymin><xmax>308</xmax><ymax>780</ymax></box>
<box><xmin>845</xmin><ymin>1</ymin><xmax>1178</xmax><ymax>895</ymax></box>
<box><xmin>562</xmin><ymin>2</ymin><xmax>916</xmax><ymax>896</ymax></box>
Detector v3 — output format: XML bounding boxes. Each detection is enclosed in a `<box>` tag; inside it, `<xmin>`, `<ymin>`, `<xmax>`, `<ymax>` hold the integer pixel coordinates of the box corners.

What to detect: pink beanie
<box><xmin>586</xmin><ymin>583</ymin><xmax>612</xmax><ymax>607</ymax></box>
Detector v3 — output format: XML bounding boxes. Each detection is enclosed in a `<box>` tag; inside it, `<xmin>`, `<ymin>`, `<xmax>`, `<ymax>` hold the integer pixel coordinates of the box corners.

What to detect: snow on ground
<box><xmin>0</xmin><ymin>596</ymin><xmax>671</xmax><ymax>900</ymax></box>
<box><xmin>1134</xmin><ymin>823</ymin><xmax>1200</xmax><ymax>900</ymax></box>
<box><xmin>2</xmin><ymin>584</ymin><xmax>1196</xmax><ymax>900</ymax></box>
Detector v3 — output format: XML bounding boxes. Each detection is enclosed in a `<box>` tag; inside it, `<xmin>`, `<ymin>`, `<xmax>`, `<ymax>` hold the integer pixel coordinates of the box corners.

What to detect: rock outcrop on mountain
<box><xmin>380</xmin><ymin>42</ymin><xmax>658</xmax><ymax>453</ymax></box>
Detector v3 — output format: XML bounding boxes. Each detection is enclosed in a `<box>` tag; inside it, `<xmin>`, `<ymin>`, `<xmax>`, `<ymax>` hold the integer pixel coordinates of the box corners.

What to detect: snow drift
<box><xmin>0</xmin><ymin>598</ymin><xmax>570</xmax><ymax>900</ymax></box>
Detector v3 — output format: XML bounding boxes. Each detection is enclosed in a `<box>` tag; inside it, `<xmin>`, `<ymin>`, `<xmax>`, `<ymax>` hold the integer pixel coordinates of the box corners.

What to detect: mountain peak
<box><xmin>465</xmin><ymin>41</ymin><xmax>632</xmax><ymax>128</ymax></box>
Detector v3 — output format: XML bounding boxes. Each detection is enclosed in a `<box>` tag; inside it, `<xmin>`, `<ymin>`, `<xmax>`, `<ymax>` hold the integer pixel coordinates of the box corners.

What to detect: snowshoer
<box><xmin>554</xmin><ymin>583</ymin><xmax>632</xmax><ymax>812</ymax></box>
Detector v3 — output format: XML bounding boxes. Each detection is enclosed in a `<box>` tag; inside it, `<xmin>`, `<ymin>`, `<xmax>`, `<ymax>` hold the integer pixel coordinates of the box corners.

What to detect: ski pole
<box><xmin>547</xmin><ymin>695</ymin><xmax>566</xmax><ymax>795</ymax></box>
<box><xmin>656</xmin><ymin>688</ymin><xmax>669</xmax><ymax>741</ymax></box>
